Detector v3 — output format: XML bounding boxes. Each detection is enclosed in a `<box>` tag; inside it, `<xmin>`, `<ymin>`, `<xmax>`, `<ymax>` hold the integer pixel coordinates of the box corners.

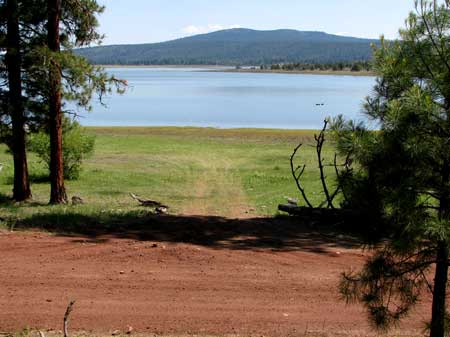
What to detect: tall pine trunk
<box><xmin>431</xmin><ymin>161</ymin><xmax>450</xmax><ymax>337</ymax></box>
<box><xmin>47</xmin><ymin>0</ymin><xmax>67</xmax><ymax>204</ymax></box>
<box><xmin>430</xmin><ymin>241</ymin><xmax>449</xmax><ymax>337</ymax></box>
<box><xmin>6</xmin><ymin>0</ymin><xmax>31</xmax><ymax>201</ymax></box>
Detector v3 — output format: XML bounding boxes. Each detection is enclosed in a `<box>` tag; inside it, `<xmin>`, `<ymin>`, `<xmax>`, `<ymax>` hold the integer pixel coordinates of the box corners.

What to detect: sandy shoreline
<box><xmin>98</xmin><ymin>64</ymin><xmax>375</xmax><ymax>76</ymax></box>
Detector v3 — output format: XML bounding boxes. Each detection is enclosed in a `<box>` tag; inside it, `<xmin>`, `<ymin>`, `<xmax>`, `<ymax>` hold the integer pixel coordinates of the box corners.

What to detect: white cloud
<box><xmin>181</xmin><ymin>24</ymin><xmax>242</xmax><ymax>36</ymax></box>
<box><xmin>182</xmin><ymin>25</ymin><xmax>202</xmax><ymax>34</ymax></box>
<box><xmin>208</xmin><ymin>24</ymin><xmax>224</xmax><ymax>31</ymax></box>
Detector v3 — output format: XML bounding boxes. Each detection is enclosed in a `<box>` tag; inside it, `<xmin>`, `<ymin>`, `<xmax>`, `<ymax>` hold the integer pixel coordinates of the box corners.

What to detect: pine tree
<box><xmin>2</xmin><ymin>0</ymin><xmax>32</xmax><ymax>201</ymax></box>
<box><xmin>0</xmin><ymin>0</ymin><xmax>125</xmax><ymax>204</ymax></box>
<box><xmin>333</xmin><ymin>2</ymin><xmax>450</xmax><ymax>336</ymax></box>
<box><xmin>47</xmin><ymin>0</ymin><xmax>66</xmax><ymax>203</ymax></box>
<box><xmin>45</xmin><ymin>0</ymin><xmax>124</xmax><ymax>203</ymax></box>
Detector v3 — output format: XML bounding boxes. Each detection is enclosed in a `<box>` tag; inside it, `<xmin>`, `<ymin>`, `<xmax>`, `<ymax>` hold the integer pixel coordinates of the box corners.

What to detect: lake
<box><xmin>75</xmin><ymin>67</ymin><xmax>376</xmax><ymax>129</ymax></box>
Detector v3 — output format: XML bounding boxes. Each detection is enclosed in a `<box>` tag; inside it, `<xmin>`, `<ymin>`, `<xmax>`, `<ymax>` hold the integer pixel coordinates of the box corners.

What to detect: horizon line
<box><xmin>86</xmin><ymin>27</ymin><xmax>382</xmax><ymax>48</ymax></box>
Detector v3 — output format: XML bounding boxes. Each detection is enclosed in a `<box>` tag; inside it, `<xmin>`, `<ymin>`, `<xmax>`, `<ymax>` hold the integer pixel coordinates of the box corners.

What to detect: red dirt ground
<box><xmin>0</xmin><ymin>217</ymin><xmax>431</xmax><ymax>337</ymax></box>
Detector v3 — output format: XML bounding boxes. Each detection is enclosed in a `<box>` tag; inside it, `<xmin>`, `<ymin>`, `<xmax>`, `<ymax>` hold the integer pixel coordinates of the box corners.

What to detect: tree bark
<box><xmin>6</xmin><ymin>0</ymin><xmax>32</xmax><ymax>201</ymax></box>
<box><xmin>431</xmin><ymin>158</ymin><xmax>450</xmax><ymax>337</ymax></box>
<box><xmin>430</xmin><ymin>241</ymin><xmax>449</xmax><ymax>337</ymax></box>
<box><xmin>47</xmin><ymin>0</ymin><xmax>67</xmax><ymax>204</ymax></box>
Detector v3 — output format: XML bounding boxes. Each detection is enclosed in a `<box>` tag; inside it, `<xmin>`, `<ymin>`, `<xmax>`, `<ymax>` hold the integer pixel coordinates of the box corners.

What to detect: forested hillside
<box><xmin>77</xmin><ymin>28</ymin><xmax>379</xmax><ymax>65</ymax></box>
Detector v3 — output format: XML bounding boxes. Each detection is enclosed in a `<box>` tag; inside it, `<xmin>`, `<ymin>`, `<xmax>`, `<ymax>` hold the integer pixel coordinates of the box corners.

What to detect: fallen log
<box><xmin>278</xmin><ymin>204</ymin><xmax>363</xmax><ymax>220</ymax></box>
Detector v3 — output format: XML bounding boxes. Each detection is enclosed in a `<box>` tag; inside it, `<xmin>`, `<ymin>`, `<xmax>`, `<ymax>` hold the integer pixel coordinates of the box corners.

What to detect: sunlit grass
<box><xmin>0</xmin><ymin>127</ymin><xmax>340</xmax><ymax>226</ymax></box>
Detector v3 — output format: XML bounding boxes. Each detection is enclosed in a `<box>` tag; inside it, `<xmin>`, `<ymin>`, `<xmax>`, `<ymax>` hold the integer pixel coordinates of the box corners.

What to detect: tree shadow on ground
<box><xmin>12</xmin><ymin>210</ymin><xmax>364</xmax><ymax>254</ymax></box>
<box><xmin>0</xmin><ymin>192</ymin><xmax>11</xmax><ymax>204</ymax></box>
<box><xmin>0</xmin><ymin>194</ymin><xmax>48</xmax><ymax>208</ymax></box>
<box><xmin>4</xmin><ymin>172</ymin><xmax>50</xmax><ymax>185</ymax></box>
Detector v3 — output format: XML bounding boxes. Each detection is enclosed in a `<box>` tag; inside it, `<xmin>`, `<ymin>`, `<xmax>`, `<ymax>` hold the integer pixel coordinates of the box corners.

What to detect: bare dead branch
<box><xmin>289</xmin><ymin>119</ymin><xmax>354</xmax><ymax>210</ymax></box>
<box><xmin>290</xmin><ymin>143</ymin><xmax>313</xmax><ymax>208</ymax></box>
<box><xmin>327</xmin><ymin>154</ymin><xmax>343</xmax><ymax>202</ymax></box>
<box><xmin>334</xmin><ymin>152</ymin><xmax>354</xmax><ymax>205</ymax></box>
<box><xmin>63</xmin><ymin>300</ymin><xmax>75</xmax><ymax>337</ymax></box>
<box><xmin>420</xmin><ymin>269</ymin><xmax>434</xmax><ymax>294</ymax></box>
<box><xmin>315</xmin><ymin>120</ymin><xmax>335</xmax><ymax>209</ymax></box>
<box><xmin>317</xmin><ymin>199</ymin><xmax>328</xmax><ymax>208</ymax></box>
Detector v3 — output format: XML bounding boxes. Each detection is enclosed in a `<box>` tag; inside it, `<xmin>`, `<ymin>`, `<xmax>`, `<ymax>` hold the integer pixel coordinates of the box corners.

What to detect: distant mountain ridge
<box><xmin>77</xmin><ymin>28</ymin><xmax>379</xmax><ymax>65</ymax></box>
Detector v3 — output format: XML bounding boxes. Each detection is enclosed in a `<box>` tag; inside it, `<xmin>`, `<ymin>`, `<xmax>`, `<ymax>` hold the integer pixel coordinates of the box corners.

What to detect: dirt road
<box><xmin>0</xmin><ymin>223</ymin><xmax>429</xmax><ymax>337</ymax></box>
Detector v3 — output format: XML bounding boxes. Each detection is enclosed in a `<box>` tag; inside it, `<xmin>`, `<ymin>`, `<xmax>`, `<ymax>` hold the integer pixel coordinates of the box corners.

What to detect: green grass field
<box><xmin>0</xmin><ymin>127</ymin><xmax>340</xmax><ymax>227</ymax></box>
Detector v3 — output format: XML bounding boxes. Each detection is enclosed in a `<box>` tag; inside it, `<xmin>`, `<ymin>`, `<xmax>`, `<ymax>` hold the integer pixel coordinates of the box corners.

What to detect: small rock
<box><xmin>286</xmin><ymin>197</ymin><xmax>298</xmax><ymax>205</ymax></box>
<box><xmin>126</xmin><ymin>326</ymin><xmax>133</xmax><ymax>334</ymax></box>
<box><xmin>72</xmin><ymin>196</ymin><xmax>84</xmax><ymax>205</ymax></box>
<box><xmin>151</xmin><ymin>243</ymin><xmax>158</xmax><ymax>248</ymax></box>
<box><xmin>119</xmin><ymin>271</ymin><xmax>125</xmax><ymax>275</ymax></box>
<box><xmin>112</xmin><ymin>330</ymin><xmax>121</xmax><ymax>336</ymax></box>
<box><xmin>155</xmin><ymin>206</ymin><xmax>168</xmax><ymax>214</ymax></box>
<box><xmin>334</xmin><ymin>251</ymin><xmax>342</xmax><ymax>257</ymax></box>
<box><xmin>46</xmin><ymin>299</ymin><xmax>52</xmax><ymax>303</ymax></box>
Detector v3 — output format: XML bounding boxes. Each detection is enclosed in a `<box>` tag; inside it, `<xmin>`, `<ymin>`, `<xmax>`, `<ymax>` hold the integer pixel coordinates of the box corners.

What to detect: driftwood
<box><xmin>63</xmin><ymin>300</ymin><xmax>75</xmax><ymax>337</ymax></box>
<box><xmin>130</xmin><ymin>193</ymin><xmax>167</xmax><ymax>207</ymax></box>
<box><xmin>130</xmin><ymin>193</ymin><xmax>169</xmax><ymax>213</ymax></box>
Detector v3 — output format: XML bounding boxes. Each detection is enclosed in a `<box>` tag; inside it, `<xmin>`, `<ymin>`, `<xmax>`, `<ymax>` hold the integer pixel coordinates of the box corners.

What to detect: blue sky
<box><xmin>97</xmin><ymin>1</ymin><xmax>417</xmax><ymax>45</ymax></box>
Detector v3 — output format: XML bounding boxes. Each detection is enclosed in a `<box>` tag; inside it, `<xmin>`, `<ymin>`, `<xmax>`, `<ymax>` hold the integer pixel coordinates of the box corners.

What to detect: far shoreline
<box><xmin>212</xmin><ymin>68</ymin><xmax>375</xmax><ymax>77</ymax></box>
<box><xmin>98</xmin><ymin>64</ymin><xmax>231</xmax><ymax>69</ymax></box>
<box><xmin>98</xmin><ymin>64</ymin><xmax>376</xmax><ymax>77</ymax></box>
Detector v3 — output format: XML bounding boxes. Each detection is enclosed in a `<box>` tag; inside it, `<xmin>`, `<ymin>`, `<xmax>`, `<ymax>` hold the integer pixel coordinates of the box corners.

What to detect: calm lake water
<box><xmin>75</xmin><ymin>67</ymin><xmax>376</xmax><ymax>129</ymax></box>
